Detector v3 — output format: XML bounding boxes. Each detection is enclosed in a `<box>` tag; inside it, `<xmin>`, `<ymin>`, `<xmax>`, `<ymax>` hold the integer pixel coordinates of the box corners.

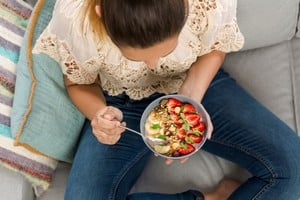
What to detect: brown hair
<box><xmin>81</xmin><ymin>0</ymin><xmax>187</xmax><ymax>48</ymax></box>
<box><xmin>80</xmin><ymin>0</ymin><xmax>106</xmax><ymax>40</ymax></box>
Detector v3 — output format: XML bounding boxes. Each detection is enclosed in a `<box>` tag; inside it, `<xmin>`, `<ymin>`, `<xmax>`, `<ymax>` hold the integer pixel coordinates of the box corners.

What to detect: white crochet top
<box><xmin>33</xmin><ymin>0</ymin><xmax>244</xmax><ymax>100</ymax></box>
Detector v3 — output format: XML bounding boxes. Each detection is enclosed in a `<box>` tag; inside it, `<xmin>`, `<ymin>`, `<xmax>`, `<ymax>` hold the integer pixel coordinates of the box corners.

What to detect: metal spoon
<box><xmin>119</xmin><ymin>125</ymin><xmax>167</xmax><ymax>146</ymax></box>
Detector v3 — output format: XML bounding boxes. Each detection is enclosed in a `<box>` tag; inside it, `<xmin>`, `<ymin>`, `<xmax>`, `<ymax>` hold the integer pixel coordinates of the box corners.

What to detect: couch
<box><xmin>1</xmin><ymin>0</ymin><xmax>300</xmax><ymax>199</ymax></box>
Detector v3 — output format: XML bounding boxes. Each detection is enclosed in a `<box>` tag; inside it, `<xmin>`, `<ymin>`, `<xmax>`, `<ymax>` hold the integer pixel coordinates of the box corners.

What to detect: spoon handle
<box><xmin>120</xmin><ymin>125</ymin><xmax>167</xmax><ymax>145</ymax></box>
<box><xmin>119</xmin><ymin>125</ymin><xmax>143</xmax><ymax>137</ymax></box>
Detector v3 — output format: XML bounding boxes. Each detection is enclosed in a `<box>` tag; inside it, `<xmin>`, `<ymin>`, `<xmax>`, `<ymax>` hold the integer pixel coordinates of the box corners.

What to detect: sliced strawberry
<box><xmin>184</xmin><ymin>113</ymin><xmax>200</xmax><ymax>127</ymax></box>
<box><xmin>187</xmin><ymin>134</ymin><xmax>203</xmax><ymax>143</ymax></box>
<box><xmin>193</xmin><ymin>121</ymin><xmax>206</xmax><ymax>132</ymax></box>
<box><xmin>176</xmin><ymin>128</ymin><xmax>186</xmax><ymax>140</ymax></box>
<box><xmin>177</xmin><ymin>143</ymin><xmax>195</xmax><ymax>155</ymax></box>
<box><xmin>167</xmin><ymin>98</ymin><xmax>183</xmax><ymax>113</ymax></box>
<box><xmin>182</xmin><ymin>103</ymin><xmax>196</xmax><ymax>113</ymax></box>
<box><xmin>170</xmin><ymin>113</ymin><xmax>182</xmax><ymax>126</ymax></box>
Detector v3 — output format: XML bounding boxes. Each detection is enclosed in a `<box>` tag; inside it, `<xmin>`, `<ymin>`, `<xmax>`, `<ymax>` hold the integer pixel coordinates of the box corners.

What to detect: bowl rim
<box><xmin>140</xmin><ymin>94</ymin><xmax>211</xmax><ymax>160</ymax></box>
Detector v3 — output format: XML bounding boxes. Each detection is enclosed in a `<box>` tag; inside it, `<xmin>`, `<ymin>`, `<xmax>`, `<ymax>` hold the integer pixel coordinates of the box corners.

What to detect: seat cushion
<box><xmin>224</xmin><ymin>40</ymin><xmax>299</xmax><ymax>134</ymax></box>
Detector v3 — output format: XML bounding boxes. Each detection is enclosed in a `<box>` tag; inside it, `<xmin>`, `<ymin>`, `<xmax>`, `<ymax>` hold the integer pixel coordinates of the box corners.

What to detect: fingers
<box><xmin>93</xmin><ymin>130</ymin><xmax>121</xmax><ymax>145</ymax></box>
<box><xmin>93</xmin><ymin>107</ymin><xmax>124</xmax><ymax>130</ymax></box>
<box><xmin>164</xmin><ymin>157</ymin><xmax>189</xmax><ymax>165</ymax></box>
<box><xmin>97</xmin><ymin>106</ymin><xmax>123</xmax><ymax>122</ymax></box>
<box><xmin>179</xmin><ymin>157</ymin><xmax>189</xmax><ymax>163</ymax></box>
<box><xmin>165</xmin><ymin>159</ymin><xmax>173</xmax><ymax>165</ymax></box>
<box><xmin>91</xmin><ymin>124</ymin><xmax>124</xmax><ymax>145</ymax></box>
<box><xmin>154</xmin><ymin>154</ymin><xmax>174</xmax><ymax>165</ymax></box>
<box><xmin>91</xmin><ymin>106</ymin><xmax>125</xmax><ymax>145</ymax></box>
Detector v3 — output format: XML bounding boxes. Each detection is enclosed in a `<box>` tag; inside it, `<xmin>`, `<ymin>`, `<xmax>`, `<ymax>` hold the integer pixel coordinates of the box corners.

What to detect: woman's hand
<box><xmin>91</xmin><ymin>106</ymin><xmax>125</xmax><ymax>145</ymax></box>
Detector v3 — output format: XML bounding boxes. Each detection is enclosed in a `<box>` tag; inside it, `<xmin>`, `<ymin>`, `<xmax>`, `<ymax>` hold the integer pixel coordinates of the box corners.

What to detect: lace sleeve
<box><xmin>32</xmin><ymin>0</ymin><xmax>101</xmax><ymax>84</ymax></box>
<box><xmin>189</xmin><ymin>0</ymin><xmax>244</xmax><ymax>53</ymax></box>
<box><xmin>210</xmin><ymin>0</ymin><xmax>244</xmax><ymax>52</ymax></box>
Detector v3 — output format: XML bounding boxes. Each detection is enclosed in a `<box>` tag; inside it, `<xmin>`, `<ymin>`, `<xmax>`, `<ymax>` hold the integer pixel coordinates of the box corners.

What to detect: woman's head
<box><xmin>81</xmin><ymin>0</ymin><xmax>188</xmax><ymax>67</ymax></box>
<box><xmin>99</xmin><ymin>0</ymin><xmax>187</xmax><ymax>48</ymax></box>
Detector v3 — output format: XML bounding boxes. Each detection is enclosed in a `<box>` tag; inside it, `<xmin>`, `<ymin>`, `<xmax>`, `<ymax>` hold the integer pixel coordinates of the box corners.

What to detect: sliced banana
<box><xmin>145</xmin><ymin>122</ymin><xmax>160</xmax><ymax>135</ymax></box>
<box><xmin>171</xmin><ymin>142</ymin><xmax>180</xmax><ymax>150</ymax></box>
<box><xmin>147</xmin><ymin>111</ymin><xmax>160</xmax><ymax>124</ymax></box>
<box><xmin>153</xmin><ymin>145</ymin><xmax>171</xmax><ymax>154</ymax></box>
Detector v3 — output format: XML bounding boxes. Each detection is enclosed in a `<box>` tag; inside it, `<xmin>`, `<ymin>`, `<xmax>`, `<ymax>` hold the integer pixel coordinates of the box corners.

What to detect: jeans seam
<box><xmin>209</xmin><ymin>138</ymin><xmax>277</xmax><ymax>200</ymax></box>
<box><xmin>108</xmin><ymin>146</ymin><xmax>150</xmax><ymax>200</ymax></box>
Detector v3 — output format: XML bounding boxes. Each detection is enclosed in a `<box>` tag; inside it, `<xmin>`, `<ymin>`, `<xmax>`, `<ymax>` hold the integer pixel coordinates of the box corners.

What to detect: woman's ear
<box><xmin>95</xmin><ymin>4</ymin><xmax>101</xmax><ymax>17</ymax></box>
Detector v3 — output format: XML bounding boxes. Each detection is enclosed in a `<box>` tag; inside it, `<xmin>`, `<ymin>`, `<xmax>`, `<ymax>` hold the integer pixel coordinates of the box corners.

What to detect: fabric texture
<box><xmin>11</xmin><ymin>0</ymin><xmax>85</xmax><ymax>163</ymax></box>
<box><xmin>0</xmin><ymin>0</ymin><xmax>57</xmax><ymax>197</ymax></box>
<box><xmin>33</xmin><ymin>0</ymin><xmax>244</xmax><ymax>100</ymax></box>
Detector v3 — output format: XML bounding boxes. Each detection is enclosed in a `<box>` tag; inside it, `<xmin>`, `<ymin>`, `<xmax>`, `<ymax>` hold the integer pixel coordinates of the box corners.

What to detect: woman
<box><xmin>33</xmin><ymin>0</ymin><xmax>300</xmax><ymax>199</ymax></box>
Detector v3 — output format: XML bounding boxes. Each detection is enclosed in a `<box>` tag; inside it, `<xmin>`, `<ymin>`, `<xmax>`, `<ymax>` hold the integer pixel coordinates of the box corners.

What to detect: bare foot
<box><xmin>204</xmin><ymin>178</ymin><xmax>241</xmax><ymax>200</ymax></box>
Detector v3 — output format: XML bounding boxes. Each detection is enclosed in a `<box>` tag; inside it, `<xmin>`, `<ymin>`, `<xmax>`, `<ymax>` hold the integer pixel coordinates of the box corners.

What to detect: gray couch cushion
<box><xmin>224</xmin><ymin>40</ymin><xmax>299</xmax><ymax>134</ymax></box>
<box><xmin>237</xmin><ymin>0</ymin><xmax>299</xmax><ymax>51</ymax></box>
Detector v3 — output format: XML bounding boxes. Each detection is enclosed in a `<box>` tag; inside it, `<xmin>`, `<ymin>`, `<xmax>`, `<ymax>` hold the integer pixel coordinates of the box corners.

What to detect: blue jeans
<box><xmin>65</xmin><ymin>69</ymin><xmax>300</xmax><ymax>200</ymax></box>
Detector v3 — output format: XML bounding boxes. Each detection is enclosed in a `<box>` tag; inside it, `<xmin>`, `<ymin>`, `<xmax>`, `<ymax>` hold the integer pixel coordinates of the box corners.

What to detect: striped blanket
<box><xmin>0</xmin><ymin>0</ymin><xmax>57</xmax><ymax>196</ymax></box>
<box><xmin>0</xmin><ymin>0</ymin><xmax>30</xmax><ymax>131</ymax></box>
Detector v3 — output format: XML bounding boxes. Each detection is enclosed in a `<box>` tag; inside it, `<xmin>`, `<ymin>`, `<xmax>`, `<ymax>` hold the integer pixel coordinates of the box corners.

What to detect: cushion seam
<box><xmin>296</xmin><ymin>2</ymin><xmax>300</xmax><ymax>37</ymax></box>
<box><xmin>14</xmin><ymin>0</ymin><xmax>47</xmax><ymax>156</ymax></box>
